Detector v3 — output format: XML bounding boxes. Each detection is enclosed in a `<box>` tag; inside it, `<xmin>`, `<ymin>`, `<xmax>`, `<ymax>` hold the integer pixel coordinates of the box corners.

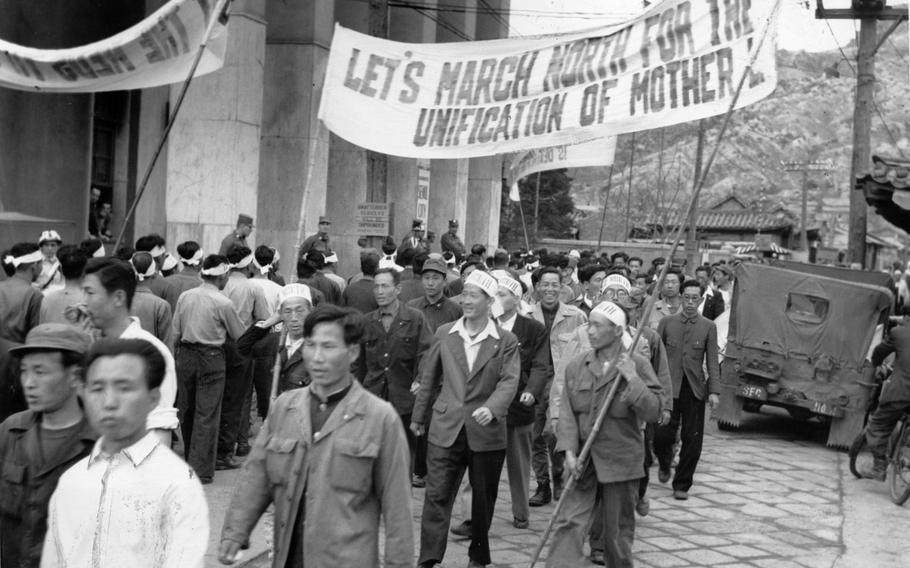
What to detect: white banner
<box><xmin>319</xmin><ymin>0</ymin><xmax>780</xmax><ymax>159</ymax></box>
<box><xmin>0</xmin><ymin>0</ymin><xmax>227</xmax><ymax>93</ymax></box>
<box><xmin>512</xmin><ymin>136</ymin><xmax>617</xmax><ymax>182</ymax></box>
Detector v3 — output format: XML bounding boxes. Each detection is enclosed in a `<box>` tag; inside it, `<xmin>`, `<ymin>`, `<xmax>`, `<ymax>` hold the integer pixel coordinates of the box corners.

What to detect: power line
<box><xmin>410</xmin><ymin>5</ymin><xmax>473</xmax><ymax>41</ymax></box>
<box><xmin>476</xmin><ymin>0</ymin><xmax>518</xmax><ymax>37</ymax></box>
<box><xmin>386</xmin><ymin>0</ymin><xmax>636</xmax><ymax>21</ymax></box>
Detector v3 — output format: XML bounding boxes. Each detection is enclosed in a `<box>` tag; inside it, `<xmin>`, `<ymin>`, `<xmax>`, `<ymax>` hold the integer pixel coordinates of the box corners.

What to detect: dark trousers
<box><xmin>531</xmin><ymin>403</ymin><xmax>563</xmax><ymax>489</ymax></box>
<box><xmin>866</xmin><ymin>400</ymin><xmax>910</xmax><ymax>459</ymax></box>
<box><xmin>218</xmin><ymin>339</ymin><xmax>253</xmax><ymax>458</ymax></box>
<box><xmin>176</xmin><ymin>344</ymin><xmax>226</xmax><ymax>479</ymax></box>
<box><xmin>591</xmin><ymin>426</ymin><xmax>651</xmax><ymax>552</ymax></box>
<box><xmin>251</xmin><ymin>353</ymin><xmax>273</xmax><ymax>419</ymax></box>
<box><xmin>640</xmin><ymin>422</ymin><xmax>655</xmax><ymax>498</ymax></box>
<box><xmin>548</xmin><ymin>463</ymin><xmax>637</xmax><ymax>568</ymax></box>
<box><xmin>419</xmin><ymin>428</ymin><xmax>506</xmax><ymax>566</ymax></box>
<box><xmin>654</xmin><ymin>378</ymin><xmax>705</xmax><ymax>492</ymax></box>
<box><xmin>505</xmin><ymin>422</ymin><xmax>533</xmax><ymax>522</ymax></box>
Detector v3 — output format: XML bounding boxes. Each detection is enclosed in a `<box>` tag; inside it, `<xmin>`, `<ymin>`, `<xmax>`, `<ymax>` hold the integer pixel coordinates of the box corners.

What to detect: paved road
<box><xmin>204</xmin><ymin>407</ymin><xmax>909</xmax><ymax>567</ymax></box>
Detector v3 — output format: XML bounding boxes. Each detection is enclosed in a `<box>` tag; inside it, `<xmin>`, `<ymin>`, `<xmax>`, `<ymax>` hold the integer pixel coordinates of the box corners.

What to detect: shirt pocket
<box><xmin>331</xmin><ymin>439</ymin><xmax>379</xmax><ymax>492</ymax></box>
<box><xmin>568</xmin><ymin>378</ymin><xmax>593</xmax><ymax>414</ymax></box>
<box><xmin>0</xmin><ymin>462</ymin><xmax>26</xmax><ymax>517</ymax></box>
<box><xmin>265</xmin><ymin>436</ymin><xmax>298</xmax><ymax>486</ymax></box>
<box><xmin>433</xmin><ymin>400</ymin><xmax>447</xmax><ymax>415</ymax></box>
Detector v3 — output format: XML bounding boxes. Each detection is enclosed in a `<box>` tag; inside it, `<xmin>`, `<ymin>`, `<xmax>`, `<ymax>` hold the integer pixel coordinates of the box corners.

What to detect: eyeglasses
<box><xmin>682</xmin><ymin>294</ymin><xmax>702</xmax><ymax>303</ymax></box>
<box><xmin>602</xmin><ymin>289</ymin><xmax>629</xmax><ymax>300</ymax></box>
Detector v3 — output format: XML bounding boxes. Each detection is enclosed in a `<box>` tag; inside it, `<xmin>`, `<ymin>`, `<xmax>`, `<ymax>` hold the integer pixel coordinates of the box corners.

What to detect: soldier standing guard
<box><xmin>219</xmin><ymin>214</ymin><xmax>254</xmax><ymax>256</ymax></box>
<box><xmin>440</xmin><ymin>219</ymin><xmax>465</xmax><ymax>260</ymax></box>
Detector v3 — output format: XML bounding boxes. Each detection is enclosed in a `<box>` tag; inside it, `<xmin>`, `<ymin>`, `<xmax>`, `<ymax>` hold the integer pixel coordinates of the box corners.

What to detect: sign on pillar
<box><xmin>416</xmin><ymin>159</ymin><xmax>430</xmax><ymax>223</ymax></box>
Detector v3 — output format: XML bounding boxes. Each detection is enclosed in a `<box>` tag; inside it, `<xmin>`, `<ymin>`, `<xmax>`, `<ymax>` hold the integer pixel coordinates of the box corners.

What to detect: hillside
<box><xmin>570</xmin><ymin>25</ymin><xmax>910</xmax><ymax>242</ymax></box>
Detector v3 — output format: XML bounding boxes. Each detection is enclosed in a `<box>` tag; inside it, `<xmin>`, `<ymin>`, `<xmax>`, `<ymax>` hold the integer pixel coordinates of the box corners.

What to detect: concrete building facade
<box><xmin>0</xmin><ymin>0</ymin><xmax>509</xmax><ymax>277</ymax></box>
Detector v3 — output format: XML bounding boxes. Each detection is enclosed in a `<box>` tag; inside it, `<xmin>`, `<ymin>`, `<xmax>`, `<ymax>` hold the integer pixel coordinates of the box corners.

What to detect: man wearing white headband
<box><xmin>250</xmin><ymin>246</ymin><xmax>283</xmax><ymax>315</ymax></box>
<box><xmin>237</xmin><ymin>283</ymin><xmax>314</xmax><ymax>420</ymax></box>
<box><xmin>129</xmin><ymin>252</ymin><xmax>174</xmax><ymax>347</ymax></box>
<box><xmin>0</xmin><ymin>243</ymin><xmax>45</xmax><ymax>343</ymax></box>
<box><xmin>172</xmin><ymin>254</ymin><xmax>246</xmax><ymax>484</ymax></box>
<box><xmin>161</xmin><ymin>241</ymin><xmax>204</xmax><ymax>313</ymax></box>
<box><xmin>134</xmin><ymin>234</ymin><xmax>169</xmax><ymax>300</ymax></box>
<box><xmin>35</xmin><ymin>230</ymin><xmax>64</xmax><ymax>293</ymax></box>
<box><xmin>547</xmin><ymin>301</ymin><xmax>663</xmax><ymax>568</ymax></box>
<box><xmin>411</xmin><ymin>268</ymin><xmax>520</xmax><ymax>568</ymax></box>
<box><xmin>220</xmin><ymin>246</ymin><xmax>271</xmax><ymax>464</ymax></box>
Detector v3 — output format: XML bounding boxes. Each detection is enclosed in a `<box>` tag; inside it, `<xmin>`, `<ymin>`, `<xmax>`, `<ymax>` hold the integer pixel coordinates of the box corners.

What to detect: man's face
<box><xmin>414</xmin><ymin>228</ymin><xmax>425</xmax><ymax>238</ymax></box>
<box><xmin>629</xmin><ymin>259</ymin><xmax>642</xmax><ymax>272</ymax></box>
<box><xmin>496</xmin><ymin>287</ymin><xmax>518</xmax><ymax>315</ymax></box>
<box><xmin>634</xmin><ymin>275</ymin><xmax>648</xmax><ymax>288</ymax></box>
<box><xmin>462</xmin><ymin>283</ymin><xmax>491</xmax><ymax>320</ymax></box>
<box><xmin>695</xmin><ymin>269</ymin><xmax>710</xmax><ymax>288</ymax></box>
<box><xmin>84</xmin><ymin>354</ymin><xmax>159</xmax><ymax>448</ymax></box>
<box><xmin>91</xmin><ymin>188</ymin><xmax>101</xmax><ymax>204</ymax></box>
<box><xmin>681</xmin><ymin>285</ymin><xmax>703</xmax><ymax>317</ymax></box>
<box><xmin>612</xmin><ymin>257</ymin><xmax>627</xmax><ymax>269</ymax></box>
<box><xmin>40</xmin><ymin>242</ymin><xmax>58</xmax><ymax>259</ymax></box>
<box><xmin>662</xmin><ymin>274</ymin><xmax>680</xmax><ymax>298</ymax></box>
<box><xmin>537</xmin><ymin>273</ymin><xmax>561</xmax><ymax>308</ymax></box>
<box><xmin>461</xmin><ymin>264</ymin><xmax>477</xmax><ymax>282</ymax></box>
<box><xmin>318</xmin><ymin>221</ymin><xmax>331</xmax><ymax>236</ymax></box>
<box><xmin>82</xmin><ymin>274</ymin><xmax>120</xmax><ymax>328</ymax></box>
<box><xmin>602</xmin><ymin>285</ymin><xmax>630</xmax><ymax>305</ymax></box>
<box><xmin>240</xmin><ymin>223</ymin><xmax>253</xmax><ymax>237</ymax></box>
<box><xmin>714</xmin><ymin>269</ymin><xmax>731</xmax><ymax>287</ymax></box>
<box><xmin>449</xmin><ymin>226</ymin><xmax>458</xmax><ymax>235</ymax></box>
<box><xmin>421</xmin><ymin>271</ymin><xmax>445</xmax><ymax>298</ymax></box>
<box><xmin>100</xmin><ymin>203</ymin><xmax>112</xmax><ymax>218</ymax></box>
<box><xmin>373</xmin><ymin>272</ymin><xmax>400</xmax><ymax>307</ymax></box>
<box><xmin>280</xmin><ymin>297</ymin><xmax>311</xmax><ymax>338</ymax></box>
<box><xmin>587</xmin><ymin>312</ymin><xmax>621</xmax><ymax>350</ymax></box>
<box><xmin>303</xmin><ymin>321</ymin><xmax>358</xmax><ymax>392</ymax></box>
<box><xmin>587</xmin><ymin>271</ymin><xmax>606</xmax><ymax>297</ymax></box>
<box><xmin>20</xmin><ymin>351</ymin><xmax>80</xmax><ymax>414</ymax></box>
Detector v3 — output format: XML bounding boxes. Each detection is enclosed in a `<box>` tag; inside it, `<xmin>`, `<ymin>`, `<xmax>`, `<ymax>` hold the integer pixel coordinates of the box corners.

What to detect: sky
<box><xmin>508</xmin><ymin>0</ymin><xmax>861</xmax><ymax>53</ymax></box>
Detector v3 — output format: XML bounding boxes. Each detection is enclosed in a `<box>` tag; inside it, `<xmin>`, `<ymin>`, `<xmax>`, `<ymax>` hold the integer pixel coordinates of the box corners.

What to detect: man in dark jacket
<box><xmin>0</xmin><ymin>323</ymin><xmax>94</xmax><ymax>568</ymax></box>
<box><xmin>342</xmin><ymin>252</ymin><xmax>380</xmax><ymax>313</ymax></box>
<box><xmin>355</xmin><ymin>268</ymin><xmax>433</xmax><ymax>467</ymax></box>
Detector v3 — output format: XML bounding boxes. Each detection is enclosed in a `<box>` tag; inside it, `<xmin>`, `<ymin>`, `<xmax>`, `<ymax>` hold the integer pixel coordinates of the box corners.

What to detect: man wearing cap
<box><xmin>408</xmin><ymin>257</ymin><xmax>463</xmax><ymax>334</ymax></box>
<box><xmin>399</xmin><ymin>219</ymin><xmax>429</xmax><ymax>259</ymax></box>
<box><xmin>0</xmin><ymin>242</ymin><xmax>45</xmax><ymax>343</ymax></box>
<box><xmin>219</xmin><ymin>246</ymin><xmax>270</xmax><ymax>465</ymax></box>
<box><xmin>35</xmin><ymin>230</ymin><xmax>64</xmax><ymax>293</ymax></box>
<box><xmin>130</xmin><ymin>252</ymin><xmax>174</xmax><ymax>347</ymax></box>
<box><xmin>40</xmin><ymin>246</ymin><xmax>89</xmax><ymax>326</ymax></box>
<box><xmin>161</xmin><ymin>241</ymin><xmax>204</xmax><ymax>313</ymax></box>
<box><xmin>220</xmin><ymin>214</ymin><xmax>254</xmax><ymax>257</ymax></box>
<box><xmin>237</xmin><ymin>284</ymin><xmax>315</xmax><ymax>419</ymax></box>
<box><xmin>546</xmin><ymin>301</ymin><xmax>663</xmax><ymax>568</ymax></box>
<box><xmin>440</xmin><ymin>219</ymin><xmax>465</xmax><ymax>260</ymax></box>
<box><xmin>495</xmin><ymin>275</ymin><xmax>550</xmax><ymax>531</ymax></box>
<box><xmin>299</xmin><ymin>215</ymin><xmax>333</xmax><ymax>256</ymax></box>
<box><xmin>172</xmin><ymin>254</ymin><xmax>247</xmax><ymax>483</ymax></box>
<box><xmin>528</xmin><ymin>266</ymin><xmax>587</xmax><ymax>506</ymax></box>
<box><xmin>0</xmin><ymin>323</ymin><xmax>95</xmax><ymax>568</ymax></box>
<box><xmin>412</xmin><ymin>269</ymin><xmax>520</xmax><ymax>568</ymax></box>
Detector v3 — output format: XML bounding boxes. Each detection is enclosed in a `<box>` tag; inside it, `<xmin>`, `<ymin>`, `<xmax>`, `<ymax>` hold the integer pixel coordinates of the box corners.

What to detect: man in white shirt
<box><xmin>42</xmin><ymin>338</ymin><xmax>208</xmax><ymax>567</ymax></box>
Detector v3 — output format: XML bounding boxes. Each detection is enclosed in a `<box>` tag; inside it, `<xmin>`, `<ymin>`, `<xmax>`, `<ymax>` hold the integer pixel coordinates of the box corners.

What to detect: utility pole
<box><xmin>623</xmin><ymin>133</ymin><xmax>636</xmax><ymax>241</ymax></box>
<box><xmin>816</xmin><ymin>0</ymin><xmax>907</xmax><ymax>268</ymax></box>
<box><xmin>686</xmin><ymin>121</ymin><xmax>705</xmax><ymax>270</ymax></box>
<box><xmin>782</xmin><ymin>158</ymin><xmax>833</xmax><ymax>255</ymax></box>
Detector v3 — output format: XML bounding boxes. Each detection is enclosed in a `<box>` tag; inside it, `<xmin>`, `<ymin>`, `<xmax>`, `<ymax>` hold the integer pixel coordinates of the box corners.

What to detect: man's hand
<box><xmin>217</xmin><ymin>540</ymin><xmax>243</xmax><ymax>565</ymax></box>
<box><xmin>658</xmin><ymin>409</ymin><xmax>671</xmax><ymax>426</ymax></box>
<box><xmin>564</xmin><ymin>450</ymin><xmax>584</xmax><ymax>480</ymax></box>
<box><xmin>410</xmin><ymin>380</ymin><xmax>421</xmax><ymax>395</ymax></box>
<box><xmin>472</xmin><ymin>407</ymin><xmax>493</xmax><ymax>426</ymax></box>
<box><xmin>519</xmin><ymin>392</ymin><xmax>535</xmax><ymax>406</ymax></box>
<box><xmin>256</xmin><ymin>312</ymin><xmax>282</xmax><ymax>329</ymax></box>
<box><xmin>410</xmin><ymin>422</ymin><xmax>425</xmax><ymax>437</ymax></box>
<box><xmin>548</xmin><ymin>419</ymin><xmax>558</xmax><ymax>436</ymax></box>
<box><xmin>615</xmin><ymin>353</ymin><xmax>638</xmax><ymax>382</ymax></box>
<box><xmin>708</xmin><ymin>393</ymin><xmax>720</xmax><ymax>410</ymax></box>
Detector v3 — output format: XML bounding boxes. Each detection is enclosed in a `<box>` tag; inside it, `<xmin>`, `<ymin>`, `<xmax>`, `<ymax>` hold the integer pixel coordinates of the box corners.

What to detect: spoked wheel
<box><xmin>887</xmin><ymin>425</ymin><xmax>910</xmax><ymax>506</ymax></box>
<box><xmin>848</xmin><ymin>431</ymin><xmax>872</xmax><ymax>480</ymax></box>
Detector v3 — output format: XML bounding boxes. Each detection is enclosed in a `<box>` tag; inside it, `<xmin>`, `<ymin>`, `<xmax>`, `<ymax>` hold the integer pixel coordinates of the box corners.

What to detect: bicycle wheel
<box><xmin>849</xmin><ymin>431</ymin><xmax>871</xmax><ymax>479</ymax></box>
<box><xmin>887</xmin><ymin>424</ymin><xmax>910</xmax><ymax>506</ymax></box>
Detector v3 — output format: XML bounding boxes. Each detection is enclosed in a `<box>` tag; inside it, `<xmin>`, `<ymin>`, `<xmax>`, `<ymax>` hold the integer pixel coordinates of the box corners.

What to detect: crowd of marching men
<box><xmin>0</xmin><ymin>220</ymin><xmax>736</xmax><ymax>567</ymax></box>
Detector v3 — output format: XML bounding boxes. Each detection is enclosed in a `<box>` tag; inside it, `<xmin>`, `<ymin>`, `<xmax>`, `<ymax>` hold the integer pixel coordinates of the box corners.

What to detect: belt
<box><xmin>178</xmin><ymin>341</ymin><xmax>222</xmax><ymax>349</ymax></box>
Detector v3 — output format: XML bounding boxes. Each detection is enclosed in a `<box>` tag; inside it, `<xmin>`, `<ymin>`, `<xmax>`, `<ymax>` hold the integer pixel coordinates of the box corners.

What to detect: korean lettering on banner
<box><xmin>319</xmin><ymin>0</ymin><xmax>781</xmax><ymax>160</ymax></box>
<box><xmin>355</xmin><ymin>203</ymin><xmax>390</xmax><ymax>236</ymax></box>
<box><xmin>0</xmin><ymin>0</ymin><xmax>226</xmax><ymax>93</ymax></box>
<box><xmin>416</xmin><ymin>159</ymin><xmax>431</xmax><ymax>222</ymax></box>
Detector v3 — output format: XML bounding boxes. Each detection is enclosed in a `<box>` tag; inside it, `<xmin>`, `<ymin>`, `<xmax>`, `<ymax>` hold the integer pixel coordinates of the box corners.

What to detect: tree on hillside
<box><xmin>500</xmin><ymin>168</ymin><xmax>575</xmax><ymax>249</ymax></box>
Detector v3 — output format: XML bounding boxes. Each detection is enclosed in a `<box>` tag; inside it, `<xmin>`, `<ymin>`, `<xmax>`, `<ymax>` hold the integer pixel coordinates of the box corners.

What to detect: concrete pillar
<box><xmin>257</xmin><ymin>0</ymin><xmax>334</xmax><ymax>273</ymax></box>
<box><xmin>165</xmin><ymin>0</ymin><xmax>266</xmax><ymax>255</ymax></box>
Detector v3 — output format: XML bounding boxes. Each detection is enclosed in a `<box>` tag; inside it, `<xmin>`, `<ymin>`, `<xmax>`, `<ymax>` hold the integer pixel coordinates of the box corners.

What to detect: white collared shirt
<box><xmin>120</xmin><ymin>318</ymin><xmax>178</xmax><ymax>431</ymax></box>
<box><xmin>42</xmin><ymin>432</ymin><xmax>209</xmax><ymax>568</ymax></box>
<box><xmin>498</xmin><ymin>313</ymin><xmax>518</xmax><ymax>332</ymax></box>
<box><xmin>286</xmin><ymin>336</ymin><xmax>304</xmax><ymax>358</ymax></box>
<box><xmin>450</xmin><ymin>317</ymin><xmax>500</xmax><ymax>372</ymax></box>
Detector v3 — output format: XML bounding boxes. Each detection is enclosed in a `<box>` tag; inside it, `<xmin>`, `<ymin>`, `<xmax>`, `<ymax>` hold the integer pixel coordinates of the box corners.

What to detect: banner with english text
<box><xmin>0</xmin><ymin>0</ymin><xmax>227</xmax><ymax>93</ymax></box>
<box><xmin>319</xmin><ymin>0</ymin><xmax>780</xmax><ymax>159</ymax></box>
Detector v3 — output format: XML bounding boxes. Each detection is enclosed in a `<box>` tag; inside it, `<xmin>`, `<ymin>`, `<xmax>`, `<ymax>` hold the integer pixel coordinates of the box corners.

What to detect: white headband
<box><xmin>4</xmin><ymin>250</ymin><xmax>44</xmax><ymax>267</ymax></box>
<box><xmin>149</xmin><ymin>245</ymin><xmax>166</xmax><ymax>259</ymax></box>
<box><xmin>591</xmin><ymin>300</ymin><xmax>627</xmax><ymax>328</ymax></box>
<box><xmin>497</xmin><ymin>275</ymin><xmax>523</xmax><ymax>298</ymax></box>
<box><xmin>234</xmin><ymin>253</ymin><xmax>254</xmax><ymax>270</ymax></box>
<box><xmin>601</xmin><ymin>274</ymin><xmax>632</xmax><ymax>294</ymax></box>
<box><xmin>279</xmin><ymin>283</ymin><xmax>313</xmax><ymax>306</ymax></box>
<box><xmin>201</xmin><ymin>263</ymin><xmax>231</xmax><ymax>277</ymax></box>
<box><xmin>131</xmin><ymin>257</ymin><xmax>157</xmax><ymax>282</ymax></box>
<box><xmin>161</xmin><ymin>254</ymin><xmax>178</xmax><ymax>272</ymax></box>
<box><xmin>252</xmin><ymin>258</ymin><xmax>271</xmax><ymax>276</ymax></box>
<box><xmin>179</xmin><ymin>249</ymin><xmax>203</xmax><ymax>266</ymax></box>
<box><xmin>92</xmin><ymin>245</ymin><xmax>106</xmax><ymax>258</ymax></box>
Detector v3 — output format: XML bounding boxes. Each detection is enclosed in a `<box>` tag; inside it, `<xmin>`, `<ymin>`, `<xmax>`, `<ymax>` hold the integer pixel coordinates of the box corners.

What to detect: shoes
<box><xmin>418</xmin><ymin>562</ymin><xmax>438</xmax><ymax>568</ymax></box>
<box><xmin>673</xmin><ymin>490</ymin><xmax>689</xmax><ymax>500</ymax></box>
<box><xmin>859</xmin><ymin>460</ymin><xmax>887</xmax><ymax>482</ymax></box>
<box><xmin>636</xmin><ymin>496</ymin><xmax>650</xmax><ymax>516</ymax></box>
<box><xmin>528</xmin><ymin>485</ymin><xmax>552</xmax><ymax>507</ymax></box>
<box><xmin>589</xmin><ymin>549</ymin><xmax>605</xmax><ymax>565</ymax></box>
<box><xmin>513</xmin><ymin>517</ymin><xmax>529</xmax><ymax>529</ymax></box>
<box><xmin>215</xmin><ymin>456</ymin><xmax>242</xmax><ymax>471</ymax></box>
<box><xmin>467</xmin><ymin>560</ymin><xmax>487</xmax><ymax>568</ymax></box>
<box><xmin>235</xmin><ymin>444</ymin><xmax>252</xmax><ymax>457</ymax></box>
<box><xmin>412</xmin><ymin>474</ymin><xmax>426</xmax><ymax>488</ymax></box>
<box><xmin>553</xmin><ymin>481</ymin><xmax>563</xmax><ymax>501</ymax></box>
<box><xmin>450</xmin><ymin>520</ymin><xmax>473</xmax><ymax>539</ymax></box>
<box><xmin>658</xmin><ymin>467</ymin><xmax>671</xmax><ymax>483</ymax></box>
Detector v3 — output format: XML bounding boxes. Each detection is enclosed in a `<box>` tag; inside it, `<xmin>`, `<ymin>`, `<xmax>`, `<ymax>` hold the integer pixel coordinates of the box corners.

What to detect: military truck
<box><xmin>714</xmin><ymin>261</ymin><xmax>893</xmax><ymax>448</ymax></box>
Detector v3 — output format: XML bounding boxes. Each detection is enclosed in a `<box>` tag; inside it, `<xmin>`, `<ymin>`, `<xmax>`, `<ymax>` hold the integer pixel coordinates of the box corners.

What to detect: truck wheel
<box><xmin>787</xmin><ymin>407</ymin><xmax>813</xmax><ymax>421</ymax></box>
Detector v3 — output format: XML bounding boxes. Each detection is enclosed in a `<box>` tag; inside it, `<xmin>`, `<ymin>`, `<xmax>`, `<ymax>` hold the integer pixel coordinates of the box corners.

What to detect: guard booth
<box><xmin>714</xmin><ymin>262</ymin><xmax>892</xmax><ymax>448</ymax></box>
